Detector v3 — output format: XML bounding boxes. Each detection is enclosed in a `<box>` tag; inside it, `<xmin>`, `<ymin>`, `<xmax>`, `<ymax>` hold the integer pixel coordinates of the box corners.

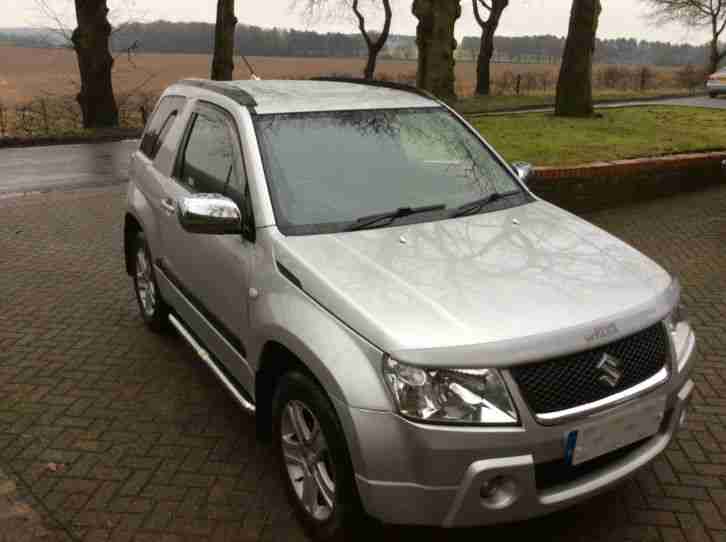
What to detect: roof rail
<box><xmin>178</xmin><ymin>79</ymin><xmax>258</xmax><ymax>107</ymax></box>
<box><xmin>311</xmin><ymin>77</ymin><xmax>440</xmax><ymax>103</ymax></box>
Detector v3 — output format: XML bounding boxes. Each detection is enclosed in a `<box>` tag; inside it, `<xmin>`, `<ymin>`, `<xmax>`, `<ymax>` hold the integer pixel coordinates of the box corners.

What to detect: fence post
<box><xmin>40</xmin><ymin>99</ymin><xmax>49</xmax><ymax>134</ymax></box>
<box><xmin>16</xmin><ymin>107</ymin><xmax>25</xmax><ymax>136</ymax></box>
<box><xmin>516</xmin><ymin>75</ymin><xmax>522</xmax><ymax>96</ymax></box>
<box><xmin>139</xmin><ymin>105</ymin><xmax>147</xmax><ymax>126</ymax></box>
<box><xmin>0</xmin><ymin>103</ymin><xmax>5</xmax><ymax>137</ymax></box>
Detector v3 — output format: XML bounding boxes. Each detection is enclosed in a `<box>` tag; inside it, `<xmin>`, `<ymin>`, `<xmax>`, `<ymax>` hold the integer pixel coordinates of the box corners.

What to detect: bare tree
<box><xmin>353</xmin><ymin>0</ymin><xmax>392</xmax><ymax>79</ymax></box>
<box><xmin>412</xmin><ymin>0</ymin><xmax>462</xmax><ymax>101</ymax></box>
<box><xmin>298</xmin><ymin>0</ymin><xmax>393</xmax><ymax>80</ymax></box>
<box><xmin>643</xmin><ymin>0</ymin><xmax>726</xmax><ymax>74</ymax></box>
<box><xmin>72</xmin><ymin>0</ymin><xmax>119</xmax><ymax>128</ymax></box>
<box><xmin>472</xmin><ymin>0</ymin><xmax>509</xmax><ymax>96</ymax></box>
<box><xmin>211</xmin><ymin>0</ymin><xmax>237</xmax><ymax>80</ymax></box>
<box><xmin>555</xmin><ymin>0</ymin><xmax>602</xmax><ymax>117</ymax></box>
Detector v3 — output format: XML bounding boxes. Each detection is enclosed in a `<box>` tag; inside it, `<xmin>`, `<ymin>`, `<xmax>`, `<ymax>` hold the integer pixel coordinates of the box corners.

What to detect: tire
<box><xmin>131</xmin><ymin>231</ymin><xmax>170</xmax><ymax>333</ymax></box>
<box><xmin>710</xmin><ymin>92</ymin><xmax>719</xmax><ymax>99</ymax></box>
<box><xmin>272</xmin><ymin>372</ymin><xmax>367</xmax><ymax>541</ymax></box>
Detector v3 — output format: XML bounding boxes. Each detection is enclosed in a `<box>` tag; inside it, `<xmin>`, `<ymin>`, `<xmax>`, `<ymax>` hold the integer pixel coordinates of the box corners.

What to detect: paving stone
<box><xmin>1</xmin><ymin>180</ymin><xmax>725</xmax><ymax>540</ymax></box>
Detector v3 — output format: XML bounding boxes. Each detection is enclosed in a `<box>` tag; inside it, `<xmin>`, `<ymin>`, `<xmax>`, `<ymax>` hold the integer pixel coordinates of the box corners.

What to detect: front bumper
<box><xmin>345</xmin><ymin>329</ymin><xmax>696</xmax><ymax>527</ymax></box>
<box><xmin>707</xmin><ymin>80</ymin><xmax>726</xmax><ymax>94</ymax></box>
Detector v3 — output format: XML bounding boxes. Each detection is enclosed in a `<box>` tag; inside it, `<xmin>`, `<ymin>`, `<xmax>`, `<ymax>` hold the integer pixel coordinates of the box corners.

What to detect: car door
<box><xmin>129</xmin><ymin>95</ymin><xmax>187</xmax><ymax>255</ymax></box>
<box><xmin>157</xmin><ymin>100</ymin><xmax>254</xmax><ymax>387</ymax></box>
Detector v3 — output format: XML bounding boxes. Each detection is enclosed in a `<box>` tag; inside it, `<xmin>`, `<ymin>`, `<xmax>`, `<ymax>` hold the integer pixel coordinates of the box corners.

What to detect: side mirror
<box><xmin>511</xmin><ymin>162</ymin><xmax>534</xmax><ymax>186</ymax></box>
<box><xmin>178</xmin><ymin>194</ymin><xmax>242</xmax><ymax>235</ymax></box>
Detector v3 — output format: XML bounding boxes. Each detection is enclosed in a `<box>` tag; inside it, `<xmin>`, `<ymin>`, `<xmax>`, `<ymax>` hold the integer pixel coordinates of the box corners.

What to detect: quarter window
<box><xmin>139</xmin><ymin>96</ymin><xmax>185</xmax><ymax>159</ymax></box>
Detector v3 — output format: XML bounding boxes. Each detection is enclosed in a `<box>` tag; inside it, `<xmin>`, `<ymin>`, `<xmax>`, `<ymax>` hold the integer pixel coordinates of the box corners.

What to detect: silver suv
<box><xmin>124</xmin><ymin>78</ymin><xmax>696</xmax><ymax>539</ymax></box>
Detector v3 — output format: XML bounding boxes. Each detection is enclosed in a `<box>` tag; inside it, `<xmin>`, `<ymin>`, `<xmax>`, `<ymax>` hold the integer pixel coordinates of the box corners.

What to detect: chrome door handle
<box><xmin>160</xmin><ymin>198</ymin><xmax>176</xmax><ymax>215</ymax></box>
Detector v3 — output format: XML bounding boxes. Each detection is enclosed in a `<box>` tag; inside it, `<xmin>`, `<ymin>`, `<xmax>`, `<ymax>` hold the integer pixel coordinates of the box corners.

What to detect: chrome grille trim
<box><xmin>534</xmin><ymin>366</ymin><xmax>669</xmax><ymax>424</ymax></box>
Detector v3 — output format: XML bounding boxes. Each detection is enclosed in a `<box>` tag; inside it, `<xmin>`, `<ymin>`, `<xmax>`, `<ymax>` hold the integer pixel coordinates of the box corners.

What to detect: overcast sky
<box><xmin>13</xmin><ymin>0</ymin><xmax>712</xmax><ymax>45</ymax></box>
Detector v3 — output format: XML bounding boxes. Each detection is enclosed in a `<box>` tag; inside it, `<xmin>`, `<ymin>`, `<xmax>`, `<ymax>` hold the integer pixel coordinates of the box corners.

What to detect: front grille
<box><xmin>511</xmin><ymin>323</ymin><xmax>669</xmax><ymax>416</ymax></box>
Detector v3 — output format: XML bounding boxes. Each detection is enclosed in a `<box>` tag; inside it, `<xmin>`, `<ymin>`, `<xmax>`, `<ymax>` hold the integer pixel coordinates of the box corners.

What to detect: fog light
<box><xmin>479</xmin><ymin>476</ymin><xmax>518</xmax><ymax>510</ymax></box>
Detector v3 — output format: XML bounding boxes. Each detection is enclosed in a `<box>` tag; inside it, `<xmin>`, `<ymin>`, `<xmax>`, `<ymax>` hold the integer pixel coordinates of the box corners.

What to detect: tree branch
<box><xmin>351</xmin><ymin>0</ymin><xmax>373</xmax><ymax>48</ymax></box>
<box><xmin>374</xmin><ymin>0</ymin><xmax>393</xmax><ymax>52</ymax></box>
<box><xmin>472</xmin><ymin>0</ymin><xmax>489</xmax><ymax>29</ymax></box>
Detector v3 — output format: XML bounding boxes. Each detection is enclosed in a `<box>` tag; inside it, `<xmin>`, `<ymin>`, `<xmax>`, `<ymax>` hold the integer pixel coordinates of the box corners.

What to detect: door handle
<box><xmin>160</xmin><ymin>198</ymin><xmax>176</xmax><ymax>215</ymax></box>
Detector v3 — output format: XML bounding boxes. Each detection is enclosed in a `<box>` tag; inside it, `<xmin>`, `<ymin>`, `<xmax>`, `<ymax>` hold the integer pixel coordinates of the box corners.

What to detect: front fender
<box><xmin>125</xmin><ymin>168</ymin><xmax>162</xmax><ymax>258</ymax></box>
<box><xmin>249</xmin><ymin>288</ymin><xmax>393</xmax><ymax>412</ymax></box>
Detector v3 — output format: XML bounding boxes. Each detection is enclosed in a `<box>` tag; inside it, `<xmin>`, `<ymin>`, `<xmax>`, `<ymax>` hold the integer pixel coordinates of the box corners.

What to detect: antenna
<box><xmin>240</xmin><ymin>55</ymin><xmax>261</xmax><ymax>80</ymax></box>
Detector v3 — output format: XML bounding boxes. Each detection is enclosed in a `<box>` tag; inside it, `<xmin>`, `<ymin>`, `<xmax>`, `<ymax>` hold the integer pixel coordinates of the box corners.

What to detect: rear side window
<box><xmin>140</xmin><ymin>96</ymin><xmax>186</xmax><ymax>159</ymax></box>
<box><xmin>179</xmin><ymin>108</ymin><xmax>241</xmax><ymax>195</ymax></box>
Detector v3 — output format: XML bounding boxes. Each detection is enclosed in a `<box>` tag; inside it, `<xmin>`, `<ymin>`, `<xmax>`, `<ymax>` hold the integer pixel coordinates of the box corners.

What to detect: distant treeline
<box><xmin>461</xmin><ymin>35</ymin><xmax>709</xmax><ymax>66</ymax></box>
<box><xmin>111</xmin><ymin>21</ymin><xmax>371</xmax><ymax>58</ymax></box>
<box><xmin>0</xmin><ymin>20</ymin><xmax>710</xmax><ymax>67</ymax></box>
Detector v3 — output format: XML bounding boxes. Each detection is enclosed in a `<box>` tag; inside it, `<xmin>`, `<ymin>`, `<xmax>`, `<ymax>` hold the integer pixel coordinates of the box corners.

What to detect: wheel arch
<box><xmin>255</xmin><ymin>340</ymin><xmax>320</xmax><ymax>440</ymax></box>
<box><xmin>124</xmin><ymin>213</ymin><xmax>143</xmax><ymax>276</ymax></box>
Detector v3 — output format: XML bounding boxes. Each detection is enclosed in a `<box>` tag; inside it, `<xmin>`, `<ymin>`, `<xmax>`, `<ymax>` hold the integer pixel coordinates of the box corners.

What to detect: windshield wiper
<box><xmin>450</xmin><ymin>191</ymin><xmax>518</xmax><ymax>218</ymax></box>
<box><xmin>347</xmin><ymin>204</ymin><xmax>446</xmax><ymax>231</ymax></box>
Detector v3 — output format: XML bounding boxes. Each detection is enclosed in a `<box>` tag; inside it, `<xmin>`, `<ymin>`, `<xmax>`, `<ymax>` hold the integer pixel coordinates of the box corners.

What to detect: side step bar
<box><xmin>169</xmin><ymin>314</ymin><xmax>256</xmax><ymax>414</ymax></box>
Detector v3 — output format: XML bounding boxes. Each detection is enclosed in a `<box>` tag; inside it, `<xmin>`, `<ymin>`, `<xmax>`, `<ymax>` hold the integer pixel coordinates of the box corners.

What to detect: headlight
<box><xmin>382</xmin><ymin>356</ymin><xmax>518</xmax><ymax>425</ymax></box>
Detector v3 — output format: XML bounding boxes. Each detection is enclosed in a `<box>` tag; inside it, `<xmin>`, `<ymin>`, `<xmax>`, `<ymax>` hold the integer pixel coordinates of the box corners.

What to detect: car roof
<box><xmin>175</xmin><ymin>78</ymin><xmax>440</xmax><ymax>115</ymax></box>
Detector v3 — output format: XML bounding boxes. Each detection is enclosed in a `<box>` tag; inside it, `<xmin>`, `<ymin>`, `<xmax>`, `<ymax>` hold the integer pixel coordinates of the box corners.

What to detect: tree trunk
<box><xmin>211</xmin><ymin>0</ymin><xmax>237</xmax><ymax>81</ymax></box>
<box><xmin>363</xmin><ymin>48</ymin><xmax>379</xmax><ymax>80</ymax></box>
<box><xmin>413</xmin><ymin>0</ymin><xmax>462</xmax><ymax>102</ymax></box>
<box><xmin>710</xmin><ymin>34</ymin><xmax>721</xmax><ymax>74</ymax></box>
<box><xmin>476</xmin><ymin>26</ymin><xmax>494</xmax><ymax>95</ymax></box>
<box><xmin>555</xmin><ymin>0</ymin><xmax>602</xmax><ymax>117</ymax></box>
<box><xmin>474</xmin><ymin>0</ymin><xmax>508</xmax><ymax>96</ymax></box>
<box><xmin>71</xmin><ymin>0</ymin><xmax>118</xmax><ymax>129</ymax></box>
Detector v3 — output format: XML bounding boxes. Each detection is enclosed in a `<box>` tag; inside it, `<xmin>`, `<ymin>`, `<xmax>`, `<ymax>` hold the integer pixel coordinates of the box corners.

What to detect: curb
<box><xmin>534</xmin><ymin>151</ymin><xmax>726</xmax><ymax>179</ymax></box>
<box><xmin>529</xmin><ymin>150</ymin><xmax>726</xmax><ymax>213</ymax></box>
<box><xmin>0</xmin><ymin>129</ymin><xmax>142</xmax><ymax>149</ymax></box>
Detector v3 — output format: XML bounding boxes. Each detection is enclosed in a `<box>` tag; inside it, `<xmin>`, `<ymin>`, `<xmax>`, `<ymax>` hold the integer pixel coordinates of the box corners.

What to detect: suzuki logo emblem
<box><xmin>596</xmin><ymin>353</ymin><xmax>623</xmax><ymax>388</ymax></box>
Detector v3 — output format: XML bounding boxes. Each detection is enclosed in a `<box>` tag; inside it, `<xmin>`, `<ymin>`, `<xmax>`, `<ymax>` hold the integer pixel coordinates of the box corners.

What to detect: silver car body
<box><xmin>125</xmin><ymin>79</ymin><xmax>696</xmax><ymax>527</ymax></box>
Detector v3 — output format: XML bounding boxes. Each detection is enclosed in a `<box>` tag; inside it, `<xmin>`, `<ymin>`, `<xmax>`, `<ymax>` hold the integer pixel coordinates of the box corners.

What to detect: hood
<box><xmin>275</xmin><ymin>201</ymin><xmax>676</xmax><ymax>367</ymax></box>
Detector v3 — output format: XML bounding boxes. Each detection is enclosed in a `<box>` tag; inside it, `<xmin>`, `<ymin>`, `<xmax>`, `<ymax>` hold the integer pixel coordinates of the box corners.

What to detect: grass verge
<box><xmin>472</xmin><ymin>106</ymin><xmax>726</xmax><ymax>167</ymax></box>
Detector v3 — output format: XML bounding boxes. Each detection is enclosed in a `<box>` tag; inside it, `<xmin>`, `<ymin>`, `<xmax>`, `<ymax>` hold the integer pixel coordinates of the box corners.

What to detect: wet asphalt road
<box><xmin>0</xmin><ymin>139</ymin><xmax>138</xmax><ymax>195</ymax></box>
<box><xmin>474</xmin><ymin>94</ymin><xmax>726</xmax><ymax>116</ymax></box>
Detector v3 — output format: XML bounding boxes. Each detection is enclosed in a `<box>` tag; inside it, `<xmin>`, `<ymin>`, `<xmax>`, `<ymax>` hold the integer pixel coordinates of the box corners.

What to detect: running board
<box><xmin>168</xmin><ymin>314</ymin><xmax>256</xmax><ymax>414</ymax></box>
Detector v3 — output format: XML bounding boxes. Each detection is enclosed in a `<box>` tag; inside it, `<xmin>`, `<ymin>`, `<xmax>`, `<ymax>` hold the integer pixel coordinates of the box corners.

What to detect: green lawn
<box><xmin>471</xmin><ymin>106</ymin><xmax>726</xmax><ymax>167</ymax></box>
<box><xmin>454</xmin><ymin>90</ymin><xmax>696</xmax><ymax>115</ymax></box>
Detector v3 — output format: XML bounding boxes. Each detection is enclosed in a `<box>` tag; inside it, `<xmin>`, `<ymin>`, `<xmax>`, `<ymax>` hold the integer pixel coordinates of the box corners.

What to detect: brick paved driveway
<box><xmin>0</xmin><ymin>183</ymin><xmax>724</xmax><ymax>541</ymax></box>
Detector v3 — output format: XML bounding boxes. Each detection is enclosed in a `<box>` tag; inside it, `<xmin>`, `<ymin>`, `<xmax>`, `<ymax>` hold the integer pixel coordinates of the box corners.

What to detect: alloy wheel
<box><xmin>280</xmin><ymin>400</ymin><xmax>336</xmax><ymax>522</ymax></box>
<box><xmin>135</xmin><ymin>247</ymin><xmax>156</xmax><ymax>317</ymax></box>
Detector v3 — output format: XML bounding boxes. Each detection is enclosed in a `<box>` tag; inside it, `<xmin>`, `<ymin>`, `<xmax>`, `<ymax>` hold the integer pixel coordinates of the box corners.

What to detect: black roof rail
<box><xmin>178</xmin><ymin>79</ymin><xmax>258</xmax><ymax>107</ymax></box>
<box><xmin>311</xmin><ymin>77</ymin><xmax>440</xmax><ymax>103</ymax></box>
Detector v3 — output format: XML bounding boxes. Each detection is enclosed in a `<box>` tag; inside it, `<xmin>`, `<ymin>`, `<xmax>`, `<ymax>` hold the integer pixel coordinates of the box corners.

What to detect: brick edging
<box><xmin>534</xmin><ymin>151</ymin><xmax>726</xmax><ymax>179</ymax></box>
<box><xmin>529</xmin><ymin>151</ymin><xmax>726</xmax><ymax>213</ymax></box>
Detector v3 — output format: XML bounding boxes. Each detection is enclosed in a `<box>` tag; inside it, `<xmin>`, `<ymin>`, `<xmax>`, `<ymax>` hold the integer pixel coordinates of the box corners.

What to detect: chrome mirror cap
<box><xmin>511</xmin><ymin>162</ymin><xmax>534</xmax><ymax>185</ymax></box>
<box><xmin>178</xmin><ymin>194</ymin><xmax>242</xmax><ymax>235</ymax></box>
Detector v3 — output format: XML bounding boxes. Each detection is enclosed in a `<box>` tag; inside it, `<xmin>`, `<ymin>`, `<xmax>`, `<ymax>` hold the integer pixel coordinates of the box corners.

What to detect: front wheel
<box><xmin>131</xmin><ymin>231</ymin><xmax>170</xmax><ymax>333</ymax></box>
<box><xmin>272</xmin><ymin>372</ymin><xmax>367</xmax><ymax>541</ymax></box>
<box><xmin>710</xmin><ymin>92</ymin><xmax>719</xmax><ymax>98</ymax></box>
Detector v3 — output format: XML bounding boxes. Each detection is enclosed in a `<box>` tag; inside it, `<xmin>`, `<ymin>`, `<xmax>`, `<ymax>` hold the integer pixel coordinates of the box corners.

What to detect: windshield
<box><xmin>254</xmin><ymin>107</ymin><xmax>526</xmax><ymax>235</ymax></box>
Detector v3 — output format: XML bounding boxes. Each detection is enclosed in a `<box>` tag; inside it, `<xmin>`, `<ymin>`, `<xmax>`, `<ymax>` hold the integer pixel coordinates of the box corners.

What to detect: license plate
<box><xmin>564</xmin><ymin>395</ymin><xmax>666</xmax><ymax>466</ymax></box>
